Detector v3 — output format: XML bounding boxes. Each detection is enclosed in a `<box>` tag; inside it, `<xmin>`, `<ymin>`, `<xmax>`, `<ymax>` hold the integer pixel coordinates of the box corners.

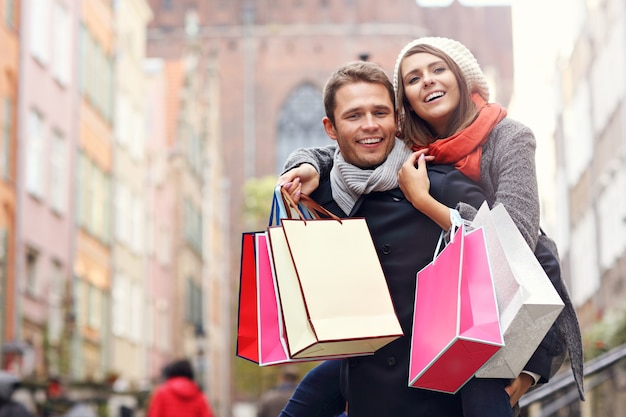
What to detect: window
<box><xmin>158</xmin><ymin>227</ymin><xmax>171</xmax><ymax>266</ymax></box>
<box><xmin>183</xmin><ymin>199</ymin><xmax>202</xmax><ymax>254</ymax></box>
<box><xmin>598</xmin><ymin>169</ymin><xmax>626</xmax><ymax>269</ymax></box>
<box><xmin>25</xmin><ymin>249</ymin><xmax>39</xmax><ymax>297</ymax></box>
<box><xmin>50</xmin><ymin>130</ymin><xmax>68</xmax><ymax>214</ymax></box>
<box><xmin>48</xmin><ymin>261</ymin><xmax>64</xmax><ymax>343</ymax></box>
<box><xmin>79</xmin><ymin>26</ymin><xmax>114</xmax><ymax>121</ymax></box>
<box><xmin>276</xmin><ymin>83</ymin><xmax>328</xmax><ymax>173</ymax></box>
<box><xmin>112</xmin><ymin>274</ymin><xmax>128</xmax><ymax>336</ymax></box>
<box><xmin>52</xmin><ymin>3</ymin><xmax>71</xmax><ymax>86</ymax></box>
<box><xmin>88</xmin><ymin>284</ymin><xmax>101</xmax><ymax>329</ymax></box>
<box><xmin>131</xmin><ymin>194</ymin><xmax>144</xmax><ymax>254</ymax></box>
<box><xmin>1</xmin><ymin>98</ymin><xmax>12</xmax><ymax>179</ymax></box>
<box><xmin>0</xmin><ymin>228</ymin><xmax>7</xmax><ymax>323</ymax></box>
<box><xmin>92</xmin><ymin>169</ymin><xmax>105</xmax><ymax>237</ymax></box>
<box><xmin>26</xmin><ymin>110</ymin><xmax>46</xmax><ymax>197</ymax></box>
<box><xmin>0</xmin><ymin>228</ymin><xmax>5</xmax><ymax>349</ymax></box>
<box><xmin>4</xmin><ymin>0</ymin><xmax>15</xmax><ymax>28</ymax></box>
<box><xmin>131</xmin><ymin>282</ymin><xmax>142</xmax><ymax>342</ymax></box>
<box><xmin>570</xmin><ymin>211</ymin><xmax>600</xmax><ymax>306</ymax></box>
<box><xmin>157</xmin><ymin>301</ymin><xmax>170</xmax><ymax>351</ymax></box>
<box><xmin>115</xmin><ymin>95</ymin><xmax>130</xmax><ymax>147</ymax></box>
<box><xmin>185</xmin><ymin>278</ymin><xmax>203</xmax><ymax>327</ymax></box>
<box><xmin>130</xmin><ymin>105</ymin><xmax>145</xmax><ymax>161</ymax></box>
<box><xmin>563</xmin><ymin>84</ymin><xmax>592</xmax><ymax>186</ymax></box>
<box><xmin>30</xmin><ymin>0</ymin><xmax>51</xmax><ymax>65</ymax></box>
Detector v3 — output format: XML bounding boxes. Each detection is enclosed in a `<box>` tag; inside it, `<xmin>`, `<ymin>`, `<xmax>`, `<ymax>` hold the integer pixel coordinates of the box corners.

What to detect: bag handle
<box><xmin>270</xmin><ymin>185</ymin><xmax>315</xmax><ymax>226</ymax></box>
<box><xmin>279</xmin><ymin>187</ymin><xmax>343</xmax><ymax>224</ymax></box>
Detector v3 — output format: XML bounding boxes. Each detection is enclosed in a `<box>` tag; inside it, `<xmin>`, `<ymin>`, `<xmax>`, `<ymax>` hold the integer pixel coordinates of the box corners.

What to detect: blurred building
<box><xmin>510</xmin><ymin>0</ymin><xmax>626</xmax><ymax>415</ymax></box>
<box><xmin>14</xmin><ymin>0</ymin><xmax>80</xmax><ymax>379</ymax></box>
<box><xmin>110</xmin><ymin>0</ymin><xmax>153</xmax><ymax>388</ymax></box>
<box><xmin>4</xmin><ymin>0</ymin><xmax>229</xmax><ymax>410</ymax></box>
<box><xmin>0</xmin><ymin>0</ymin><xmax>20</xmax><ymax>368</ymax></box>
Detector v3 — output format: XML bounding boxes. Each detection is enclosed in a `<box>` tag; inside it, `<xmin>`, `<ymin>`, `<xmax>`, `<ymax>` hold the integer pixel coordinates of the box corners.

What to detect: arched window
<box><xmin>276</xmin><ymin>83</ymin><xmax>328</xmax><ymax>174</ymax></box>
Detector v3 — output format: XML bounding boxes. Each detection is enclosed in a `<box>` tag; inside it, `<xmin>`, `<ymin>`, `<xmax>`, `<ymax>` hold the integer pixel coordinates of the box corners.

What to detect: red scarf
<box><xmin>411</xmin><ymin>94</ymin><xmax>507</xmax><ymax>182</ymax></box>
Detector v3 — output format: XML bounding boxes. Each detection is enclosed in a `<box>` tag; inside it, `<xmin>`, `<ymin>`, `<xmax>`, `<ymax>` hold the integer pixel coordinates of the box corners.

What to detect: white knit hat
<box><xmin>392</xmin><ymin>37</ymin><xmax>490</xmax><ymax>102</ymax></box>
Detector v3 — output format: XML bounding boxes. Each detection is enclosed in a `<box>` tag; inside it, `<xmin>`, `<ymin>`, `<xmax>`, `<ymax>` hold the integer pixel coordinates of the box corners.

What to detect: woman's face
<box><xmin>400</xmin><ymin>52</ymin><xmax>461</xmax><ymax>137</ymax></box>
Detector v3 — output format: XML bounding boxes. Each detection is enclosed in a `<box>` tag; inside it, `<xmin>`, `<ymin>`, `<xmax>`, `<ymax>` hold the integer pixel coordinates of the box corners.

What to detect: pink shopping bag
<box><xmin>257</xmin><ymin>232</ymin><xmax>291</xmax><ymax>365</ymax></box>
<box><xmin>409</xmin><ymin>225</ymin><xmax>503</xmax><ymax>393</ymax></box>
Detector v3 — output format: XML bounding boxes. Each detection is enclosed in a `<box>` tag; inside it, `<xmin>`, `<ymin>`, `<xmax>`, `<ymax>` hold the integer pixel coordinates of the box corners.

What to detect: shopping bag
<box><xmin>268</xmin><ymin>189</ymin><xmax>403</xmax><ymax>359</ymax></box>
<box><xmin>256</xmin><ymin>232</ymin><xmax>291</xmax><ymax>365</ymax></box>
<box><xmin>472</xmin><ymin>202</ymin><xmax>564</xmax><ymax>378</ymax></box>
<box><xmin>236</xmin><ymin>231</ymin><xmax>260</xmax><ymax>363</ymax></box>
<box><xmin>409</xmin><ymin>224</ymin><xmax>503</xmax><ymax>394</ymax></box>
<box><xmin>237</xmin><ymin>186</ymin><xmax>366</xmax><ymax>365</ymax></box>
<box><xmin>236</xmin><ymin>186</ymin><xmax>311</xmax><ymax>364</ymax></box>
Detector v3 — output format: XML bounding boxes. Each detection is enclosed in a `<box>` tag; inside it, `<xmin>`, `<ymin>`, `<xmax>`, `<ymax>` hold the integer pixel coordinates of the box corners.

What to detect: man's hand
<box><xmin>505</xmin><ymin>373</ymin><xmax>534</xmax><ymax>407</ymax></box>
<box><xmin>278</xmin><ymin>163</ymin><xmax>320</xmax><ymax>203</ymax></box>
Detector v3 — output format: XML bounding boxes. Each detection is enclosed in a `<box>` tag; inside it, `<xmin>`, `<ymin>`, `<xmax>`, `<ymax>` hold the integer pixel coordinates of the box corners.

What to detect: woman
<box><xmin>147</xmin><ymin>359</ymin><xmax>214</xmax><ymax>417</ymax></box>
<box><xmin>278</xmin><ymin>37</ymin><xmax>584</xmax><ymax>415</ymax></box>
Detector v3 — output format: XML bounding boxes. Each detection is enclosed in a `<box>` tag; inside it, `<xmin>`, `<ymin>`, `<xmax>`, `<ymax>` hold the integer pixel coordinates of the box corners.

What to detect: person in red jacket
<box><xmin>147</xmin><ymin>358</ymin><xmax>214</xmax><ymax>417</ymax></box>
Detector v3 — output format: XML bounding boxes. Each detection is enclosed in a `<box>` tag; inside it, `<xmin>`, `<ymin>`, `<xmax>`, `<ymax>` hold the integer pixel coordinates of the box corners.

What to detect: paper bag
<box><xmin>236</xmin><ymin>232</ymin><xmax>260</xmax><ymax>363</ymax></box>
<box><xmin>268</xmin><ymin>191</ymin><xmax>403</xmax><ymax>359</ymax></box>
<box><xmin>472</xmin><ymin>202</ymin><xmax>564</xmax><ymax>378</ymax></box>
<box><xmin>409</xmin><ymin>225</ymin><xmax>503</xmax><ymax>393</ymax></box>
<box><xmin>236</xmin><ymin>186</ymin><xmax>312</xmax><ymax>364</ymax></box>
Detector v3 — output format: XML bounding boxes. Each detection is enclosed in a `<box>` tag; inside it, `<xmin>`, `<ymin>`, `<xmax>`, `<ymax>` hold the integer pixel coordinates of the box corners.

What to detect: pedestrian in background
<box><xmin>147</xmin><ymin>358</ymin><xmax>215</xmax><ymax>417</ymax></box>
<box><xmin>0</xmin><ymin>371</ymin><xmax>36</xmax><ymax>417</ymax></box>
<box><xmin>257</xmin><ymin>365</ymin><xmax>300</xmax><ymax>417</ymax></box>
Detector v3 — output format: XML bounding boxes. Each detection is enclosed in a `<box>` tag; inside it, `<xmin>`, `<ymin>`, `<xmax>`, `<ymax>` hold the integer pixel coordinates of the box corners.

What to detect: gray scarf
<box><xmin>330</xmin><ymin>138</ymin><xmax>412</xmax><ymax>214</ymax></box>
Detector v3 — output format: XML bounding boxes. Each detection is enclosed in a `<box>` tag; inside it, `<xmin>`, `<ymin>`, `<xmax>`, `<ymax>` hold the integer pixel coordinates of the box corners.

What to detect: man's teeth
<box><xmin>426</xmin><ymin>92</ymin><xmax>444</xmax><ymax>102</ymax></box>
<box><xmin>358</xmin><ymin>138</ymin><xmax>382</xmax><ymax>144</ymax></box>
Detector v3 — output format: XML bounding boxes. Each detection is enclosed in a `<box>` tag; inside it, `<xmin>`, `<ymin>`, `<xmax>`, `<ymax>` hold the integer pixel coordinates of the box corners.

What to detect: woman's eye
<box><xmin>407</xmin><ymin>76</ymin><xmax>420</xmax><ymax>84</ymax></box>
<box><xmin>434</xmin><ymin>66</ymin><xmax>446</xmax><ymax>74</ymax></box>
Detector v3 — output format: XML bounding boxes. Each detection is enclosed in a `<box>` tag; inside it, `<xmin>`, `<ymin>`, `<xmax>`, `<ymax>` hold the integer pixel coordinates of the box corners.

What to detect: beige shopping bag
<box><xmin>267</xmin><ymin>192</ymin><xmax>403</xmax><ymax>359</ymax></box>
<box><xmin>472</xmin><ymin>202</ymin><xmax>564</xmax><ymax>378</ymax></box>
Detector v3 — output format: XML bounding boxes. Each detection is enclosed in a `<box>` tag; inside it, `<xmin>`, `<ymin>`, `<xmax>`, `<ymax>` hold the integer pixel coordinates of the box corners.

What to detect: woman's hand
<box><xmin>278</xmin><ymin>163</ymin><xmax>320</xmax><ymax>203</ymax></box>
<box><xmin>398</xmin><ymin>151</ymin><xmax>452</xmax><ymax>230</ymax></box>
<box><xmin>505</xmin><ymin>373</ymin><xmax>534</xmax><ymax>407</ymax></box>
<box><xmin>398</xmin><ymin>150</ymin><xmax>433</xmax><ymax>211</ymax></box>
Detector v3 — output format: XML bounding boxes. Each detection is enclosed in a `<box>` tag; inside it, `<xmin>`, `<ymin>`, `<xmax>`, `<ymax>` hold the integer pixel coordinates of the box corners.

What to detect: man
<box><xmin>257</xmin><ymin>365</ymin><xmax>299</xmax><ymax>417</ymax></box>
<box><xmin>278</xmin><ymin>60</ymin><xmax>537</xmax><ymax>417</ymax></box>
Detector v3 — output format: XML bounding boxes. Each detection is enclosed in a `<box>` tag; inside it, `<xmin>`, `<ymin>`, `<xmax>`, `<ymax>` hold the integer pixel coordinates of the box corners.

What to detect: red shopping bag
<box><xmin>409</xmin><ymin>225</ymin><xmax>503</xmax><ymax>393</ymax></box>
<box><xmin>236</xmin><ymin>231</ymin><xmax>260</xmax><ymax>363</ymax></box>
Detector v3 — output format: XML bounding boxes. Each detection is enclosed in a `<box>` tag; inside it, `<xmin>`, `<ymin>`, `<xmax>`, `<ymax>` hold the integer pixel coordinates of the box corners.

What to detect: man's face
<box><xmin>323</xmin><ymin>82</ymin><xmax>396</xmax><ymax>169</ymax></box>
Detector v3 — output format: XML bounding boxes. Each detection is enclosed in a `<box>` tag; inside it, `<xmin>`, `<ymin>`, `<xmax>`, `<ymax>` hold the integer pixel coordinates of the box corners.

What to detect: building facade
<box><xmin>110</xmin><ymin>0</ymin><xmax>153</xmax><ymax>388</ymax></box>
<box><xmin>0</xmin><ymin>0</ymin><xmax>20</xmax><ymax>366</ymax></box>
<box><xmin>510</xmin><ymin>0</ymin><xmax>626</xmax><ymax>415</ymax></box>
<box><xmin>14</xmin><ymin>0</ymin><xmax>79</xmax><ymax>379</ymax></box>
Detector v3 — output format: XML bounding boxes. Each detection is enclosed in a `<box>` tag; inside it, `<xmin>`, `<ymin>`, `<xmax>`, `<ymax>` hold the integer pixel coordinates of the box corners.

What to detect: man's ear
<box><xmin>322</xmin><ymin>117</ymin><xmax>338</xmax><ymax>141</ymax></box>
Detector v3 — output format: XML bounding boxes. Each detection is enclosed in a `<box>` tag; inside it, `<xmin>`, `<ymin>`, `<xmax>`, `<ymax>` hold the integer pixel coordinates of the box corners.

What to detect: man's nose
<box><xmin>362</xmin><ymin>114</ymin><xmax>377</xmax><ymax>129</ymax></box>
